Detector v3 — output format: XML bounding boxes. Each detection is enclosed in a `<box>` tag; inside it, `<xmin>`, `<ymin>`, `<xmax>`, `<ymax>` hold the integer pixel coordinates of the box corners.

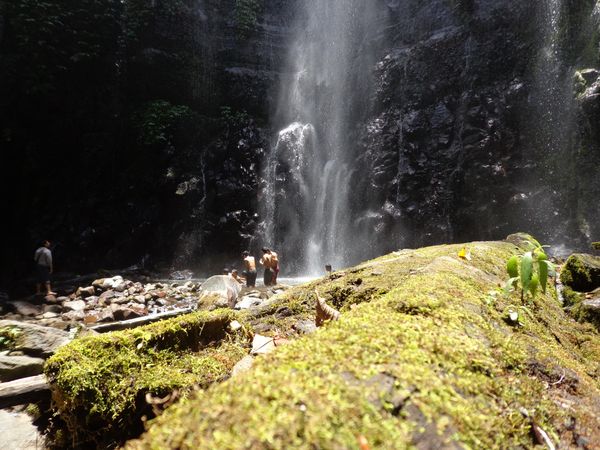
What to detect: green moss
<box><xmin>126</xmin><ymin>238</ymin><xmax>600</xmax><ymax>449</ymax></box>
<box><xmin>592</xmin><ymin>242</ymin><xmax>600</xmax><ymax>251</ymax></box>
<box><xmin>563</xmin><ymin>286</ymin><xmax>584</xmax><ymax>307</ymax></box>
<box><xmin>560</xmin><ymin>253</ymin><xmax>600</xmax><ymax>291</ymax></box>
<box><xmin>0</xmin><ymin>325</ymin><xmax>21</xmax><ymax>351</ymax></box>
<box><xmin>45</xmin><ymin>309</ymin><xmax>249</xmax><ymax>448</ymax></box>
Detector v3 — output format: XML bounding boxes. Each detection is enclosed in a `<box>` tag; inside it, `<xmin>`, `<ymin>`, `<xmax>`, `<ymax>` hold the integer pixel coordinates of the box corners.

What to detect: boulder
<box><xmin>560</xmin><ymin>253</ymin><xmax>600</xmax><ymax>292</ymax></box>
<box><xmin>0</xmin><ymin>355</ymin><xmax>45</xmax><ymax>382</ymax></box>
<box><xmin>0</xmin><ymin>320</ymin><xmax>70</xmax><ymax>357</ymax></box>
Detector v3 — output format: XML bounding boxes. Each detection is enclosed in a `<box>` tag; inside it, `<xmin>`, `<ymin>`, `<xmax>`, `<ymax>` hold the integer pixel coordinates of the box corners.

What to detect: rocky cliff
<box><xmin>1</xmin><ymin>1</ymin><xmax>599</xmax><ymax>285</ymax></box>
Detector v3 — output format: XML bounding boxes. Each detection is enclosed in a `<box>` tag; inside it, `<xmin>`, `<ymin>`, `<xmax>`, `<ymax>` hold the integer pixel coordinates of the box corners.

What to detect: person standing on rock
<box><xmin>242</xmin><ymin>251</ymin><xmax>257</xmax><ymax>287</ymax></box>
<box><xmin>34</xmin><ymin>240</ymin><xmax>56</xmax><ymax>296</ymax></box>
<box><xmin>260</xmin><ymin>248</ymin><xmax>279</xmax><ymax>286</ymax></box>
<box><xmin>270</xmin><ymin>249</ymin><xmax>279</xmax><ymax>285</ymax></box>
<box><xmin>260</xmin><ymin>248</ymin><xmax>273</xmax><ymax>286</ymax></box>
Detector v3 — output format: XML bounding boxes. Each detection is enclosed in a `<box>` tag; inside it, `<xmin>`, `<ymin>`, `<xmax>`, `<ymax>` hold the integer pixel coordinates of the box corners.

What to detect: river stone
<box><xmin>0</xmin><ymin>355</ymin><xmax>45</xmax><ymax>382</ymax></box>
<box><xmin>63</xmin><ymin>300</ymin><xmax>86</xmax><ymax>312</ymax></box>
<box><xmin>0</xmin><ymin>320</ymin><xmax>70</xmax><ymax>358</ymax></box>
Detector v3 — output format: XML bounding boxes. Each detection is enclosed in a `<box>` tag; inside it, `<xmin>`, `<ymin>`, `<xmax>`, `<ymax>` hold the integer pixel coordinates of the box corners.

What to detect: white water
<box><xmin>262</xmin><ymin>0</ymin><xmax>381</xmax><ymax>275</ymax></box>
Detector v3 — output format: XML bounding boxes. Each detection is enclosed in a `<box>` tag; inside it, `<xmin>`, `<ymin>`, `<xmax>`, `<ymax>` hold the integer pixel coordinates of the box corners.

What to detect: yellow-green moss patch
<box><xmin>127</xmin><ymin>239</ymin><xmax>600</xmax><ymax>449</ymax></box>
<box><xmin>45</xmin><ymin>309</ymin><xmax>249</xmax><ymax>448</ymax></box>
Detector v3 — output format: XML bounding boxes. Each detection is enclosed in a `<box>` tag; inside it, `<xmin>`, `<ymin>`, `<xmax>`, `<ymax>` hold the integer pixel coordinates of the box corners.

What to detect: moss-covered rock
<box><xmin>44</xmin><ymin>309</ymin><xmax>250</xmax><ymax>448</ymax></box>
<box><xmin>560</xmin><ymin>253</ymin><xmax>600</xmax><ymax>292</ymax></box>
<box><xmin>125</xmin><ymin>239</ymin><xmax>600</xmax><ymax>449</ymax></box>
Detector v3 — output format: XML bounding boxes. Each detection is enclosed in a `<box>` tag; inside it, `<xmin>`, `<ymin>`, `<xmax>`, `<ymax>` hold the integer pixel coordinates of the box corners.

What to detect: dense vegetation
<box><xmin>0</xmin><ymin>0</ymin><xmax>268</xmax><ymax>287</ymax></box>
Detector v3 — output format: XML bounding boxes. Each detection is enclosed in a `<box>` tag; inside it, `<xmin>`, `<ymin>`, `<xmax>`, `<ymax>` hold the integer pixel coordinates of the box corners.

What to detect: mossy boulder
<box><xmin>125</xmin><ymin>238</ymin><xmax>600</xmax><ymax>449</ymax></box>
<box><xmin>560</xmin><ymin>253</ymin><xmax>600</xmax><ymax>292</ymax></box>
<box><xmin>44</xmin><ymin>309</ymin><xmax>250</xmax><ymax>448</ymax></box>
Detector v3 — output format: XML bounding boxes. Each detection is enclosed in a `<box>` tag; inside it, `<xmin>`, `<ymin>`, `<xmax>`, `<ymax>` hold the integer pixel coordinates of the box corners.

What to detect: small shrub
<box><xmin>505</xmin><ymin>239</ymin><xmax>555</xmax><ymax>301</ymax></box>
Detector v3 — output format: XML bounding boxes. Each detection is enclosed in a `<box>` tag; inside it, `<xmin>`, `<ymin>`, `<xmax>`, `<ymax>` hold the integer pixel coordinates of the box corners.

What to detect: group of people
<box><xmin>226</xmin><ymin>248</ymin><xmax>280</xmax><ymax>288</ymax></box>
<box><xmin>34</xmin><ymin>239</ymin><xmax>281</xmax><ymax>296</ymax></box>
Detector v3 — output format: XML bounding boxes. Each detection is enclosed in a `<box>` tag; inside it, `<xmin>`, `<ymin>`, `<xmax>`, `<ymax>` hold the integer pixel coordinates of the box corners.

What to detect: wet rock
<box><xmin>0</xmin><ymin>355</ymin><xmax>45</xmax><ymax>382</ymax></box>
<box><xmin>0</xmin><ymin>320</ymin><xmax>70</xmax><ymax>357</ymax></box>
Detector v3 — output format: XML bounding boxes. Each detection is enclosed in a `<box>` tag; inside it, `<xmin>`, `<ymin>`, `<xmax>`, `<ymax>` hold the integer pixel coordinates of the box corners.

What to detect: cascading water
<box><xmin>262</xmin><ymin>1</ymin><xmax>383</xmax><ymax>274</ymax></box>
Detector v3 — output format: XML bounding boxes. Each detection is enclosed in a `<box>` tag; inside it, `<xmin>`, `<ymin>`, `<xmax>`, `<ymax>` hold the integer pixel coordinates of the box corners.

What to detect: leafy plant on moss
<box><xmin>505</xmin><ymin>240</ymin><xmax>555</xmax><ymax>301</ymax></box>
<box><xmin>0</xmin><ymin>326</ymin><xmax>21</xmax><ymax>351</ymax></box>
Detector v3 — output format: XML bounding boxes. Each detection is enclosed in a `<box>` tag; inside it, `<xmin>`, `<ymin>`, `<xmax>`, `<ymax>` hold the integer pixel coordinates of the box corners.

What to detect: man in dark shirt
<box><xmin>34</xmin><ymin>240</ymin><xmax>56</xmax><ymax>296</ymax></box>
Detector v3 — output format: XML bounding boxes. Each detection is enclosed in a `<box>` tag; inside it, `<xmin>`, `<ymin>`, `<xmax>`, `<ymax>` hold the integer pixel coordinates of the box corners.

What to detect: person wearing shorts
<box><xmin>34</xmin><ymin>240</ymin><xmax>56</xmax><ymax>295</ymax></box>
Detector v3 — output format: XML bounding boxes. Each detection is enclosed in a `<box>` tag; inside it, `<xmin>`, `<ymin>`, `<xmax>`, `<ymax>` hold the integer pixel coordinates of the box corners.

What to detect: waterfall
<box><xmin>262</xmin><ymin>1</ymin><xmax>382</xmax><ymax>275</ymax></box>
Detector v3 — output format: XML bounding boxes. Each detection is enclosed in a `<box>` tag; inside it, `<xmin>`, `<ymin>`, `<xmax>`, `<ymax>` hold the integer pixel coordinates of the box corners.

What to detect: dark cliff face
<box><xmin>1</xmin><ymin>0</ymin><xmax>599</xmax><ymax>286</ymax></box>
<box><xmin>354</xmin><ymin>0</ymin><xmax>599</xmax><ymax>259</ymax></box>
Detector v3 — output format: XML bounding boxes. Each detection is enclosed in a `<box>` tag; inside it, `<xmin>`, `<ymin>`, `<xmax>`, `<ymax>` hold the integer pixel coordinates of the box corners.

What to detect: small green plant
<box><xmin>0</xmin><ymin>326</ymin><xmax>21</xmax><ymax>351</ymax></box>
<box><xmin>504</xmin><ymin>240</ymin><xmax>555</xmax><ymax>301</ymax></box>
<box><xmin>592</xmin><ymin>242</ymin><xmax>600</xmax><ymax>251</ymax></box>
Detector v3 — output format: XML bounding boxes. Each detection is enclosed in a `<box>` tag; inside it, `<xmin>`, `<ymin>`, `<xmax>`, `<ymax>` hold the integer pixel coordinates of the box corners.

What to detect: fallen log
<box><xmin>90</xmin><ymin>308</ymin><xmax>193</xmax><ymax>333</ymax></box>
<box><xmin>0</xmin><ymin>375</ymin><xmax>49</xmax><ymax>408</ymax></box>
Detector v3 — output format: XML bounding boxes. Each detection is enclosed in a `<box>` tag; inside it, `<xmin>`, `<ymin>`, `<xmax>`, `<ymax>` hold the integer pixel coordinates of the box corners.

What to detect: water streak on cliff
<box><xmin>262</xmin><ymin>1</ymin><xmax>381</xmax><ymax>274</ymax></box>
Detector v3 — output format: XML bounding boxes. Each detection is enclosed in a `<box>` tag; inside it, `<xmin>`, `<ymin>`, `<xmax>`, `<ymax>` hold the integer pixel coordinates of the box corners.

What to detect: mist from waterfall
<box><xmin>262</xmin><ymin>1</ymin><xmax>382</xmax><ymax>275</ymax></box>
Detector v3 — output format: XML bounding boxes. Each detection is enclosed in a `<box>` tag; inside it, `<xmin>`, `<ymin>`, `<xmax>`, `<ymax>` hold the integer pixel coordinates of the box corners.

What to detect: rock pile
<box><xmin>2</xmin><ymin>276</ymin><xmax>202</xmax><ymax>329</ymax></box>
<box><xmin>2</xmin><ymin>275</ymin><xmax>293</xmax><ymax>331</ymax></box>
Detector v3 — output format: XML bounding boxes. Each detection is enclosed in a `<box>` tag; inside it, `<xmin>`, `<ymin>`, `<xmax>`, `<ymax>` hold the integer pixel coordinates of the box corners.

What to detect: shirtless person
<box><xmin>269</xmin><ymin>249</ymin><xmax>280</xmax><ymax>285</ymax></box>
<box><xmin>260</xmin><ymin>248</ymin><xmax>273</xmax><ymax>286</ymax></box>
<box><xmin>242</xmin><ymin>251</ymin><xmax>257</xmax><ymax>287</ymax></box>
<box><xmin>260</xmin><ymin>248</ymin><xmax>280</xmax><ymax>286</ymax></box>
